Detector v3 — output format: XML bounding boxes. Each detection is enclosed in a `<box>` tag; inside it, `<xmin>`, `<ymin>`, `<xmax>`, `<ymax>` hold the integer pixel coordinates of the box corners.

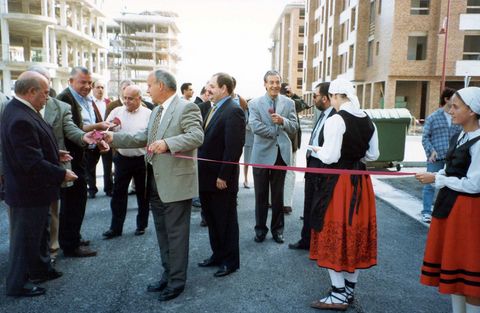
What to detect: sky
<box><xmin>103</xmin><ymin>0</ymin><xmax>292</xmax><ymax>99</ymax></box>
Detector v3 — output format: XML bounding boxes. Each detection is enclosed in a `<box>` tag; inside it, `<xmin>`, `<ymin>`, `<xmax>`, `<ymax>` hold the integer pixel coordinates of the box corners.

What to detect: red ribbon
<box><xmin>173</xmin><ymin>154</ymin><xmax>416</xmax><ymax>176</ymax></box>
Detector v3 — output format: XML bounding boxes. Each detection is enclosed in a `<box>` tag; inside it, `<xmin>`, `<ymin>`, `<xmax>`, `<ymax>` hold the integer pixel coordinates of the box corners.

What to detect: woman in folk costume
<box><xmin>416</xmin><ymin>87</ymin><xmax>480</xmax><ymax>313</ymax></box>
<box><xmin>308</xmin><ymin>78</ymin><xmax>379</xmax><ymax>311</ymax></box>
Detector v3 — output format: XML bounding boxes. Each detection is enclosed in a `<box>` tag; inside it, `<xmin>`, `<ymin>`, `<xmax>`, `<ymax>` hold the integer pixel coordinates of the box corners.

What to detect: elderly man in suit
<box><xmin>57</xmin><ymin>67</ymin><xmax>112</xmax><ymax>258</ymax></box>
<box><xmin>288</xmin><ymin>82</ymin><xmax>336</xmax><ymax>250</ymax></box>
<box><xmin>197</xmin><ymin>73</ymin><xmax>245</xmax><ymax>278</ymax></box>
<box><xmin>104</xmin><ymin>69</ymin><xmax>203</xmax><ymax>301</ymax></box>
<box><xmin>248</xmin><ymin>70</ymin><xmax>298</xmax><ymax>244</ymax></box>
<box><xmin>2</xmin><ymin>71</ymin><xmax>78</xmax><ymax>297</ymax></box>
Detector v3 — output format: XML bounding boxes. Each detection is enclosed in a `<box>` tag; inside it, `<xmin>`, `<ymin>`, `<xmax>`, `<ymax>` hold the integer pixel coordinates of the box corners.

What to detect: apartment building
<box><xmin>0</xmin><ymin>0</ymin><xmax>109</xmax><ymax>96</ymax></box>
<box><xmin>270</xmin><ymin>1</ymin><xmax>305</xmax><ymax>95</ymax></box>
<box><xmin>107</xmin><ymin>11</ymin><xmax>180</xmax><ymax>98</ymax></box>
<box><xmin>303</xmin><ymin>0</ymin><xmax>480</xmax><ymax>119</ymax></box>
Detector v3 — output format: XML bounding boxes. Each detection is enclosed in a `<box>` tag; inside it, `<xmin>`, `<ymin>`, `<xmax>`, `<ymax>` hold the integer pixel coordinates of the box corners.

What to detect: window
<box><xmin>348</xmin><ymin>44</ymin><xmax>354</xmax><ymax>68</ymax></box>
<box><xmin>320</xmin><ymin>34</ymin><xmax>323</xmax><ymax>51</ymax></box>
<box><xmin>350</xmin><ymin>7</ymin><xmax>356</xmax><ymax>31</ymax></box>
<box><xmin>376</xmin><ymin>41</ymin><xmax>380</xmax><ymax>55</ymax></box>
<box><xmin>297</xmin><ymin>78</ymin><xmax>303</xmax><ymax>89</ymax></box>
<box><xmin>370</xmin><ymin>1</ymin><xmax>376</xmax><ymax>25</ymax></box>
<box><xmin>299</xmin><ymin>25</ymin><xmax>305</xmax><ymax>37</ymax></box>
<box><xmin>298</xmin><ymin>43</ymin><xmax>304</xmax><ymax>55</ymax></box>
<box><xmin>328</xmin><ymin>27</ymin><xmax>332</xmax><ymax>46</ymax></box>
<box><xmin>467</xmin><ymin>0</ymin><xmax>480</xmax><ymax>13</ymax></box>
<box><xmin>407</xmin><ymin>36</ymin><xmax>427</xmax><ymax>60</ymax></box>
<box><xmin>315</xmin><ymin>18</ymin><xmax>320</xmax><ymax>33</ymax></box>
<box><xmin>378</xmin><ymin>0</ymin><xmax>382</xmax><ymax>14</ymax></box>
<box><xmin>327</xmin><ymin>57</ymin><xmax>331</xmax><ymax>76</ymax></box>
<box><xmin>339</xmin><ymin>53</ymin><xmax>347</xmax><ymax>74</ymax></box>
<box><xmin>319</xmin><ymin>61</ymin><xmax>323</xmax><ymax>79</ymax></box>
<box><xmin>314</xmin><ymin>42</ymin><xmax>319</xmax><ymax>58</ymax></box>
<box><xmin>367</xmin><ymin>40</ymin><xmax>373</xmax><ymax>66</ymax></box>
<box><xmin>300</xmin><ymin>8</ymin><xmax>305</xmax><ymax>19</ymax></box>
<box><xmin>410</xmin><ymin>0</ymin><xmax>430</xmax><ymax>15</ymax></box>
<box><xmin>297</xmin><ymin>60</ymin><xmax>303</xmax><ymax>71</ymax></box>
<box><xmin>329</xmin><ymin>0</ymin><xmax>334</xmax><ymax>16</ymax></box>
<box><xmin>463</xmin><ymin>35</ymin><xmax>480</xmax><ymax>60</ymax></box>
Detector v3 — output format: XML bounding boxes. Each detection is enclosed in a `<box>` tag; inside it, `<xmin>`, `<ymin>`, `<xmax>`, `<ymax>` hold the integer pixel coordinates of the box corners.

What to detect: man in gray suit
<box><xmin>248</xmin><ymin>70</ymin><xmax>298</xmax><ymax>244</ymax></box>
<box><xmin>105</xmin><ymin>69</ymin><xmax>203</xmax><ymax>301</ymax></box>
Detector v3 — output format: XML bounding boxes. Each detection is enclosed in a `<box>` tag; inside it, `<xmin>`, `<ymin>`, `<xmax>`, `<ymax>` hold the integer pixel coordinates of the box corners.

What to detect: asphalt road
<box><xmin>0</xmin><ymin>181</ymin><xmax>450</xmax><ymax>313</ymax></box>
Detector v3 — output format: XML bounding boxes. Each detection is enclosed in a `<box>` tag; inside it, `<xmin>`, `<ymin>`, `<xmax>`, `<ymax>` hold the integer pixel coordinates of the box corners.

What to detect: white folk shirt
<box><xmin>94</xmin><ymin>98</ymin><xmax>108</xmax><ymax>120</ymax></box>
<box><xmin>106</xmin><ymin>105</ymin><xmax>152</xmax><ymax>157</ymax></box>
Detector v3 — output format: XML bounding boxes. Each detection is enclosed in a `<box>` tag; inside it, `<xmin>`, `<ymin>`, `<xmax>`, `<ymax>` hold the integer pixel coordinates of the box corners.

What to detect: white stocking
<box><xmin>343</xmin><ymin>270</ymin><xmax>359</xmax><ymax>283</ymax></box>
<box><xmin>452</xmin><ymin>295</ymin><xmax>466</xmax><ymax>313</ymax></box>
<box><xmin>466</xmin><ymin>303</ymin><xmax>480</xmax><ymax>313</ymax></box>
<box><xmin>328</xmin><ymin>269</ymin><xmax>345</xmax><ymax>288</ymax></box>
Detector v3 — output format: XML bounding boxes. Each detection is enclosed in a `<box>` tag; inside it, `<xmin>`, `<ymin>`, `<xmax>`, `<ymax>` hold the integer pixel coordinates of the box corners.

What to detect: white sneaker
<box><xmin>422</xmin><ymin>214</ymin><xmax>432</xmax><ymax>223</ymax></box>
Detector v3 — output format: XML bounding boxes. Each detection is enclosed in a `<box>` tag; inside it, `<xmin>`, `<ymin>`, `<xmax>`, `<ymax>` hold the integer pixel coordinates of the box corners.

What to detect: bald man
<box><xmin>2</xmin><ymin>71</ymin><xmax>77</xmax><ymax>297</ymax></box>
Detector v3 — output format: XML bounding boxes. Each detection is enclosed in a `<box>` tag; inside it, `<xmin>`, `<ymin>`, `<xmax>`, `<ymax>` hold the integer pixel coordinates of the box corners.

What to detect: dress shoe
<box><xmin>30</xmin><ymin>269</ymin><xmax>63</xmax><ymax>284</ymax></box>
<box><xmin>134</xmin><ymin>228</ymin><xmax>145</xmax><ymax>236</ymax></box>
<box><xmin>214</xmin><ymin>265</ymin><xmax>237</xmax><ymax>277</ymax></box>
<box><xmin>158</xmin><ymin>287</ymin><xmax>184</xmax><ymax>301</ymax></box>
<box><xmin>103</xmin><ymin>229</ymin><xmax>121</xmax><ymax>239</ymax></box>
<box><xmin>147</xmin><ymin>280</ymin><xmax>167</xmax><ymax>293</ymax></box>
<box><xmin>283</xmin><ymin>206</ymin><xmax>293</xmax><ymax>214</ymax></box>
<box><xmin>254</xmin><ymin>234</ymin><xmax>265</xmax><ymax>243</ymax></box>
<box><xmin>64</xmin><ymin>246</ymin><xmax>97</xmax><ymax>258</ymax></box>
<box><xmin>200</xmin><ymin>219</ymin><xmax>207</xmax><ymax>227</ymax></box>
<box><xmin>310</xmin><ymin>300</ymin><xmax>348</xmax><ymax>311</ymax></box>
<box><xmin>79</xmin><ymin>239</ymin><xmax>90</xmax><ymax>246</ymax></box>
<box><xmin>272</xmin><ymin>234</ymin><xmax>284</xmax><ymax>244</ymax></box>
<box><xmin>105</xmin><ymin>191</ymin><xmax>113</xmax><ymax>197</ymax></box>
<box><xmin>198</xmin><ymin>258</ymin><xmax>218</xmax><ymax>267</ymax></box>
<box><xmin>9</xmin><ymin>286</ymin><xmax>46</xmax><ymax>297</ymax></box>
<box><xmin>288</xmin><ymin>240</ymin><xmax>309</xmax><ymax>250</ymax></box>
<box><xmin>243</xmin><ymin>182</ymin><xmax>250</xmax><ymax>189</ymax></box>
<box><xmin>192</xmin><ymin>198</ymin><xmax>202</xmax><ymax>208</ymax></box>
<box><xmin>88</xmin><ymin>192</ymin><xmax>96</xmax><ymax>199</ymax></box>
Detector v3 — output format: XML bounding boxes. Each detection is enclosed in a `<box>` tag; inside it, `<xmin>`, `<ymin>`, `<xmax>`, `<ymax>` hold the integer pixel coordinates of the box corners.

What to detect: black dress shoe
<box><xmin>134</xmin><ymin>228</ymin><xmax>145</xmax><ymax>236</ymax></box>
<box><xmin>30</xmin><ymin>269</ymin><xmax>63</xmax><ymax>284</ymax></box>
<box><xmin>9</xmin><ymin>286</ymin><xmax>46</xmax><ymax>297</ymax></box>
<box><xmin>63</xmin><ymin>246</ymin><xmax>97</xmax><ymax>258</ymax></box>
<box><xmin>147</xmin><ymin>280</ymin><xmax>167</xmax><ymax>292</ymax></box>
<box><xmin>199</xmin><ymin>219</ymin><xmax>207</xmax><ymax>227</ymax></box>
<box><xmin>214</xmin><ymin>265</ymin><xmax>237</xmax><ymax>277</ymax></box>
<box><xmin>272</xmin><ymin>234</ymin><xmax>284</xmax><ymax>244</ymax></box>
<box><xmin>158</xmin><ymin>287</ymin><xmax>184</xmax><ymax>301</ymax></box>
<box><xmin>88</xmin><ymin>192</ymin><xmax>96</xmax><ymax>199</ymax></box>
<box><xmin>102</xmin><ymin>229</ymin><xmax>121</xmax><ymax>239</ymax></box>
<box><xmin>254</xmin><ymin>234</ymin><xmax>265</xmax><ymax>243</ymax></box>
<box><xmin>105</xmin><ymin>191</ymin><xmax>113</xmax><ymax>197</ymax></box>
<box><xmin>288</xmin><ymin>240</ymin><xmax>309</xmax><ymax>250</ymax></box>
<box><xmin>198</xmin><ymin>258</ymin><xmax>218</xmax><ymax>267</ymax></box>
<box><xmin>79</xmin><ymin>239</ymin><xmax>90</xmax><ymax>246</ymax></box>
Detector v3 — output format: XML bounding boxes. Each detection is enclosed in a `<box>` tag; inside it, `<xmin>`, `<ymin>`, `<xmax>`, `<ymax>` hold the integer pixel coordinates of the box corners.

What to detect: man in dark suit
<box><xmin>288</xmin><ymin>82</ymin><xmax>336</xmax><ymax>250</ymax></box>
<box><xmin>2</xmin><ymin>71</ymin><xmax>77</xmax><ymax>297</ymax></box>
<box><xmin>194</xmin><ymin>86</ymin><xmax>212</xmax><ymax>120</ymax></box>
<box><xmin>197</xmin><ymin>73</ymin><xmax>245</xmax><ymax>277</ymax></box>
<box><xmin>56</xmin><ymin>67</ymin><xmax>111</xmax><ymax>257</ymax></box>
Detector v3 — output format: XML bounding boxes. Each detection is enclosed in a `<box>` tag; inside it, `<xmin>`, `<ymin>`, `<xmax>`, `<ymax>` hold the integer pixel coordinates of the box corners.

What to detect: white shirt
<box><xmin>310</xmin><ymin>106</ymin><xmax>335</xmax><ymax>160</ymax></box>
<box><xmin>159</xmin><ymin>94</ymin><xmax>175</xmax><ymax>125</ymax></box>
<box><xmin>106</xmin><ymin>105</ymin><xmax>152</xmax><ymax>157</ymax></box>
<box><xmin>435</xmin><ymin>128</ymin><xmax>480</xmax><ymax>194</ymax></box>
<box><xmin>313</xmin><ymin>102</ymin><xmax>380</xmax><ymax>165</ymax></box>
<box><xmin>94</xmin><ymin>98</ymin><xmax>108</xmax><ymax>120</ymax></box>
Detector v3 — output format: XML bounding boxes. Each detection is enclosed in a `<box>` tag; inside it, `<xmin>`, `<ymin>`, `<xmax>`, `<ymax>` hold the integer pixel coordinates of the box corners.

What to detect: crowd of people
<box><xmin>1</xmin><ymin>66</ymin><xmax>479</xmax><ymax>313</ymax></box>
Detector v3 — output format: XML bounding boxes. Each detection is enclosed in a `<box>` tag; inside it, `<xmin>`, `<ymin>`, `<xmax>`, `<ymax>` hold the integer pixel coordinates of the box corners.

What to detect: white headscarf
<box><xmin>457</xmin><ymin>87</ymin><xmax>480</xmax><ymax>115</ymax></box>
<box><xmin>328</xmin><ymin>78</ymin><xmax>360</xmax><ymax>110</ymax></box>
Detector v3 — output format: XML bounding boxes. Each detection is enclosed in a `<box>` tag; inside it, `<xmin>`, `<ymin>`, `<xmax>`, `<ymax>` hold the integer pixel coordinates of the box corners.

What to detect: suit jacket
<box><xmin>1</xmin><ymin>98</ymin><xmax>65</xmax><ymax>207</ymax></box>
<box><xmin>0</xmin><ymin>93</ymin><xmax>10</xmax><ymax>177</ymax></box>
<box><xmin>113</xmin><ymin>95</ymin><xmax>204</xmax><ymax>202</ymax></box>
<box><xmin>248</xmin><ymin>94</ymin><xmax>298</xmax><ymax>165</ymax></box>
<box><xmin>196</xmin><ymin>100</ymin><xmax>211</xmax><ymax>121</ymax></box>
<box><xmin>198</xmin><ymin>98</ymin><xmax>245</xmax><ymax>193</ymax></box>
<box><xmin>44</xmin><ymin>97</ymin><xmax>86</xmax><ymax>187</ymax></box>
<box><xmin>105</xmin><ymin>99</ymin><xmax>122</xmax><ymax>120</ymax></box>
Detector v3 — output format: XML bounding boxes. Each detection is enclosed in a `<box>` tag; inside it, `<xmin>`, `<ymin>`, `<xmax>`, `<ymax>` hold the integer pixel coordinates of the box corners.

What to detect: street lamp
<box><xmin>439</xmin><ymin>0</ymin><xmax>451</xmax><ymax>93</ymax></box>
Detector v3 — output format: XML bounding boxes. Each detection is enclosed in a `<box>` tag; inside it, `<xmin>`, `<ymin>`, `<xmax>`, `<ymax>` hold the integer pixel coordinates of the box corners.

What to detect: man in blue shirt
<box><xmin>421</xmin><ymin>88</ymin><xmax>462</xmax><ymax>223</ymax></box>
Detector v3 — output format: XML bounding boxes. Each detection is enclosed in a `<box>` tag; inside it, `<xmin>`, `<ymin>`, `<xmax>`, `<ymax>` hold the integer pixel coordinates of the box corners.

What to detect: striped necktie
<box><xmin>204</xmin><ymin>105</ymin><xmax>217</xmax><ymax>129</ymax></box>
<box><xmin>145</xmin><ymin>105</ymin><xmax>164</xmax><ymax>163</ymax></box>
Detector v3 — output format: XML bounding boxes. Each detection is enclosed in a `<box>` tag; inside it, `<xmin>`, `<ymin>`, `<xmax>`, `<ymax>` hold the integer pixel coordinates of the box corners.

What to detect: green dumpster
<box><xmin>364</xmin><ymin>108</ymin><xmax>412</xmax><ymax>171</ymax></box>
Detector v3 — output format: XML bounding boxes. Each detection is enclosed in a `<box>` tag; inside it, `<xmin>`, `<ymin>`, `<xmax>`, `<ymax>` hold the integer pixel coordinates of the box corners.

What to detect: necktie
<box><xmin>204</xmin><ymin>105</ymin><xmax>217</xmax><ymax>129</ymax></box>
<box><xmin>272</xmin><ymin>98</ymin><xmax>276</xmax><ymax>112</ymax></box>
<box><xmin>145</xmin><ymin>105</ymin><xmax>164</xmax><ymax>163</ymax></box>
<box><xmin>307</xmin><ymin>111</ymin><xmax>325</xmax><ymax>158</ymax></box>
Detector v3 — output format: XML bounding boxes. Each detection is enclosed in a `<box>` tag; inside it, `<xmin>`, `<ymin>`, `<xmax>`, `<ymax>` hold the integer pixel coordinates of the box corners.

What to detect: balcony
<box><xmin>455</xmin><ymin>60</ymin><xmax>480</xmax><ymax>76</ymax></box>
<box><xmin>459</xmin><ymin>14</ymin><xmax>480</xmax><ymax>31</ymax></box>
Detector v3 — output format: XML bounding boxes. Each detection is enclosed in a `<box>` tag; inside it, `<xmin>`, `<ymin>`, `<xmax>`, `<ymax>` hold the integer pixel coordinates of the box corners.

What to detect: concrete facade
<box><xmin>107</xmin><ymin>11</ymin><xmax>180</xmax><ymax>98</ymax></box>
<box><xmin>0</xmin><ymin>0</ymin><xmax>109</xmax><ymax>96</ymax></box>
<box><xmin>270</xmin><ymin>1</ymin><xmax>305</xmax><ymax>95</ymax></box>
<box><xmin>303</xmin><ymin>0</ymin><xmax>480</xmax><ymax>119</ymax></box>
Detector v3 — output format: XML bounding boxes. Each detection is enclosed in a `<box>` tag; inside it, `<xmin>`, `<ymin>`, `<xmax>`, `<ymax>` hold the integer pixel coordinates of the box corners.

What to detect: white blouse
<box><xmin>314</xmin><ymin>102</ymin><xmax>380</xmax><ymax>165</ymax></box>
<box><xmin>435</xmin><ymin>128</ymin><xmax>480</xmax><ymax>194</ymax></box>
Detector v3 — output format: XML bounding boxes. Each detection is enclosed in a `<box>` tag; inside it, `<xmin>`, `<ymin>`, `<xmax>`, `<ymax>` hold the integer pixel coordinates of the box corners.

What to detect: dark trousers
<box><xmin>59</xmin><ymin>175</ymin><xmax>87</xmax><ymax>252</ymax></box>
<box><xmin>200</xmin><ymin>191</ymin><xmax>239</xmax><ymax>270</ymax></box>
<box><xmin>148</xmin><ymin>165</ymin><xmax>191</xmax><ymax>290</ymax></box>
<box><xmin>300</xmin><ymin>157</ymin><xmax>325</xmax><ymax>246</ymax></box>
<box><xmin>253</xmin><ymin>152</ymin><xmax>286</xmax><ymax>237</ymax></box>
<box><xmin>6</xmin><ymin>205</ymin><xmax>49</xmax><ymax>295</ymax></box>
<box><xmin>110</xmin><ymin>153</ymin><xmax>148</xmax><ymax>233</ymax></box>
<box><xmin>85</xmin><ymin>148</ymin><xmax>114</xmax><ymax>195</ymax></box>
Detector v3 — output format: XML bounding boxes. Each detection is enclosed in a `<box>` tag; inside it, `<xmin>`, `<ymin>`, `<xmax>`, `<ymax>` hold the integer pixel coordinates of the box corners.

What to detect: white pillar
<box><xmin>88</xmin><ymin>46</ymin><xmax>93</xmax><ymax>72</ymax></box>
<box><xmin>95</xmin><ymin>17</ymin><xmax>100</xmax><ymax>40</ymax></box>
<box><xmin>61</xmin><ymin>37</ymin><xmax>68</xmax><ymax>67</ymax></box>
<box><xmin>41</xmin><ymin>0</ymin><xmax>48</xmax><ymax>16</ymax></box>
<box><xmin>80</xmin><ymin>45</ymin><xmax>85</xmax><ymax>67</ymax></box>
<box><xmin>42</xmin><ymin>26</ymin><xmax>50</xmax><ymax>63</ymax></box>
<box><xmin>49</xmin><ymin>0</ymin><xmax>55</xmax><ymax>18</ymax></box>
<box><xmin>96</xmin><ymin>49</ymin><xmax>101</xmax><ymax>74</ymax></box>
<box><xmin>60</xmin><ymin>0</ymin><xmax>67</xmax><ymax>27</ymax></box>
<box><xmin>78</xmin><ymin>7</ymin><xmax>84</xmax><ymax>33</ymax></box>
<box><xmin>102</xmin><ymin>21</ymin><xmax>107</xmax><ymax>43</ymax></box>
<box><xmin>370</xmin><ymin>82</ymin><xmax>375</xmax><ymax>109</ymax></box>
<box><xmin>71</xmin><ymin>5</ymin><xmax>78</xmax><ymax>30</ymax></box>
<box><xmin>0</xmin><ymin>0</ymin><xmax>8</xmax><ymax>14</ymax></box>
<box><xmin>73</xmin><ymin>42</ymin><xmax>79</xmax><ymax>66</ymax></box>
<box><xmin>1</xmin><ymin>18</ymin><xmax>9</xmax><ymax>62</ymax></box>
<box><xmin>88</xmin><ymin>12</ymin><xmax>93</xmax><ymax>36</ymax></box>
<box><xmin>3</xmin><ymin>69</ymin><xmax>11</xmax><ymax>96</ymax></box>
<box><xmin>50</xmin><ymin>28</ymin><xmax>57</xmax><ymax>65</ymax></box>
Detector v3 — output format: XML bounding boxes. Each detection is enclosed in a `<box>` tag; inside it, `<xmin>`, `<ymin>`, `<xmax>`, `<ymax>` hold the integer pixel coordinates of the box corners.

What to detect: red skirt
<box><xmin>309</xmin><ymin>174</ymin><xmax>377</xmax><ymax>272</ymax></box>
<box><xmin>420</xmin><ymin>195</ymin><xmax>480</xmax><ymax>297</ymax></box>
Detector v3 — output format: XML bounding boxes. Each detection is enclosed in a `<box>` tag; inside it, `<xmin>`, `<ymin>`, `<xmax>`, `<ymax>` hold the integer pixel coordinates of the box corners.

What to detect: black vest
<box><xmin>433</xmin><ymin>133</ymin><xmax>480</xmax><ymax>218</ymax></box>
